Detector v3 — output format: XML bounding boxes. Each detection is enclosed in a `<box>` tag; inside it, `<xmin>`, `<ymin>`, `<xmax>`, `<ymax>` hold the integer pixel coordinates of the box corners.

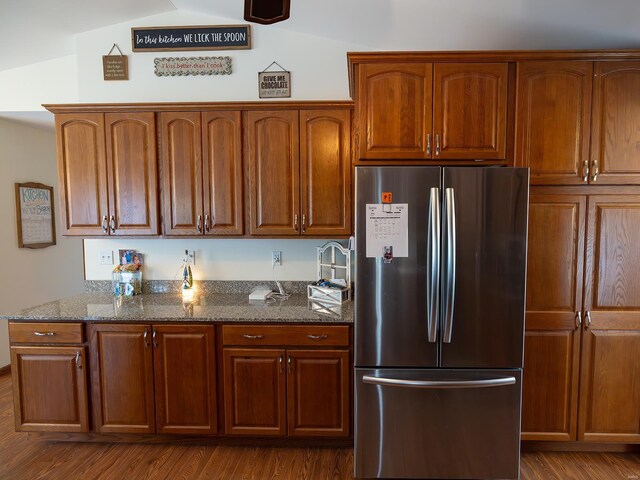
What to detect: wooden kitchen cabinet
<box><xmin>578</xmin><ymin>195</ymin><xmax>640</xmax><ymax>442</ymax></box>
<box><xmin>355</xmin><ymin>62</ymin><xmax>507</xmax><ymax>161</ymax></box>
<box><xmin>55</xmin><ymin>112</ymin><xmax>159</xmax><ymax>236</ymax></box>
<box><xmin>521</xmin><ymin>193</ymin><xmax>586</xmax><ymax>441</ymax></box>
<box><xmin>153</xmin><ymin>325</ymin><xmax>217</xmax><ymax>435</ymax></box>
<box><xmin>91</xmin><ymin>323</ymin><xmax>218</xmax><ymax>435</ymax></box>
<box><xmin>223</xmin><ymin>348</ymin><xmax>287</xmax><ymax>436</ymax></box>
<box><xmin>287</xmin><ymin>349</ymin><xmax>350</xmax><ymax>437</ymax></box>
<box><xmin>590</xmin><ymin>62</ymin><xmax>640</xmax><ymax>185</ymax></box>
<box><xmin>246</xmin><ymin>110</ymin><xmax>300</xmax><ymax>235</ymax></box>
<box><xmin>222</xmin><ymin>325</ymin><xmax>352</xmax><ymax>438</ymax></box>
<box><xmin>300</xmin><ymin>109</ymin><xmax>352</xmax><ymax>236</ymax></box>
<box><xmin>247</xmin><ymin>109</ymin><xmax>352</xmax><ymax>236</ymax></box>
<box><xmin>515</xmin><ymin>61</ymin><xmax>593</xmax><ymax>185</ymax></box>
<box><xmin>10</xmin><ymin>346</ymin><xmax>89</xmax><ymax>432</ymax></box>
<box><xmin>90</xmin><ymin>324</ymin><xmax>156</xmax><ymax>434</ymax></box>
<box><xmin>356</xmin><ymin>63</ymin><xmax>433</xmax><ymax>160</ymax></box>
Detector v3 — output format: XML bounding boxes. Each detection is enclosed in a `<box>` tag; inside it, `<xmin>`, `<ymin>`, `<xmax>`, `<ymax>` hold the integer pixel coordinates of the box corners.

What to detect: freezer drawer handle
<box><xmin>426</xmin><ymin>187</ymin><xmax>440</xmax><ymax>343</ymax></box>
<box><xmin>362</xmin><ymin>375</ymin><xmax>516</xmax><ymax>389</ymax></box>
<box><xmin>442</xmin><ymin>188</ymin><xmax>457</xmax><ymax>343</ymax></box>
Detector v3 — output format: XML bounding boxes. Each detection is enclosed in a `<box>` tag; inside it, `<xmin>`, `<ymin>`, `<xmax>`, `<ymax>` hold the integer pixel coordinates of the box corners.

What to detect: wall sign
<box><xmin>154</xmin><ymin>57</ymin><xmax>232</xmax><ymax>76</ymax></box>
<box><xmin>132</xmin><ymin>25</ymin><xmax>251</xmax><ymax>52</ymax></box>
<box><xmin>259</xmin><ymin>61</ymin><xmax>291</xmax><ymax>98</ymax></box>
<box><xmin>102</xmin><ymin>44</ymin><xmax>129</xmax><ymax>81</ymax></box>
<box><xmin>15</xmin><ymin>182</ymin><xmax>56</xmax><ymax>249</ymax></box>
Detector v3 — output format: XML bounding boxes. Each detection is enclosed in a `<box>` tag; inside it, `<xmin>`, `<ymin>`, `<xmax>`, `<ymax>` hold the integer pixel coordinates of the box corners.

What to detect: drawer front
<box><xmin>9</xmin><ymin>322</ymin><xmax>84</xmax><ymax>345</ymax></box>
<box><xmin>222</xmin><ymin>325</ymin><xmax>350</xmax><ymax>347</ymax></box>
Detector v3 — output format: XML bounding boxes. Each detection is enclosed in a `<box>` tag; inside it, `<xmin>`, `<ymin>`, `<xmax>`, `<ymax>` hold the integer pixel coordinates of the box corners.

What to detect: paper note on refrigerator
<box><xmin>365</xmin><ymin>204</ymin><xmax>409</xmax><ymax>258</ymax></box>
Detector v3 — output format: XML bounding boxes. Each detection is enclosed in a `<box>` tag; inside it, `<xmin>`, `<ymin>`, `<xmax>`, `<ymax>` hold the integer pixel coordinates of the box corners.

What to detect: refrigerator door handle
<box><xmin>362</xmin><ymin>375</ymin><xmax>515</xmax><ymax>389</ymax></box>
<box><xmin>427</xmin><ymin>187</ymin><xmax>441</xmax><ymax>343</ymax></box>
<box><xmin>442</xmin><ymin>188</ymin><xmax>457</xmax><ymax>343</ymax></box>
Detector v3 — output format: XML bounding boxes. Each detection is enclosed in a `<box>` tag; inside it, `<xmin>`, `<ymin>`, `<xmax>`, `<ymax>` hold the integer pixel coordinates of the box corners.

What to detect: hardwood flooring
<box><xmin>0</xmin><ymin>372</ymin><xmax>638</xmax><ymax>479</ymax></box>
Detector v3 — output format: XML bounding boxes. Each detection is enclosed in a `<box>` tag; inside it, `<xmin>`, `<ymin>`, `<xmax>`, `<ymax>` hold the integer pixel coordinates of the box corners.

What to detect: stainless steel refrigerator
<box><xmin>355</xmin><ymin>166</ymin><xmax>529</xmax><ymax>480</ymax></box>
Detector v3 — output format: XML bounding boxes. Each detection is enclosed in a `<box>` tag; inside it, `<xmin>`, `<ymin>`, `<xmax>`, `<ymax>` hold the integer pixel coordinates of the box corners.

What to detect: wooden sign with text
<box><xmin>132</xmin><ymin>25</ymin><xmax>251</xmax><ymax>52</ymax></box>
<box><xmin>102</xmin><ymin>55</ymin><xmax>129</xmax><ymax>80</ymax></box>
<box><xmin>15</xmin><ymin>182</ymin><xmax>56</xmax><ymax>249</ymax></box>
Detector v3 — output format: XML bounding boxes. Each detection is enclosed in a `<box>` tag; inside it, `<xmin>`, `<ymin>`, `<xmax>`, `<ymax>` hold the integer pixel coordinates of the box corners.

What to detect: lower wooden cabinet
<box><xmin>10</xmin><ymin>346</ymin><xmax>89</xmax><ymax>432</ymax></box>
<box><xmin>223</xmin><ymin>347</ymin><xmax>350</xmax><ymax>437</ymax></box>
<box><xmin>90</xmin><ymin>324</ymin><xmax>217</xmax><ymax>435</ymax></box>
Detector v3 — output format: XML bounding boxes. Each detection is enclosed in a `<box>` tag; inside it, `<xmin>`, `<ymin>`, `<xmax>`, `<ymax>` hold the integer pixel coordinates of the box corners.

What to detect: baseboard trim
<box><xmin>522</xmin><ymin>440</ymin><xmax>640</xmax><ymax>453</ymax></box>
<box><xmin>0</xmin><ymin>365</ymin><xmax>10</xmax><ymax>376</ymax></box>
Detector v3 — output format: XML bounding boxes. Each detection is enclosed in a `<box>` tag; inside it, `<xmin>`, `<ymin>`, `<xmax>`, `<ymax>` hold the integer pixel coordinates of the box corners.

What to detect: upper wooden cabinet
<box><xmin>55</xmin><ymin>112</ymin><xmax>159</xmax><ymax>236</ymax></box>
<box><xmin>160</xmin><ymin>111</ymin><xmax>243</xmax><ymax>236</ymax></box>
<box><xmin>355</xmin><ymin>62</ymin><xmax>507</xmax><ymax>161</ymax></box>
<box><xmin>247</xmin><ymin>109</ymin><xmax>352</xmax><ymax>236</ymax></box>
<box><xmin>517</xmin><ymin>60</ymin><xmax>640</xmax><ymax>186</ymax></box>
<box><xmin>515</xmin><ymin>62</ymin><xmax>593</xmax><ymax>185</ymax></box>
<box><xmin>590</xmin><ymin>62</ymin><xmax>640</xmax><ymax>185</ymax></box>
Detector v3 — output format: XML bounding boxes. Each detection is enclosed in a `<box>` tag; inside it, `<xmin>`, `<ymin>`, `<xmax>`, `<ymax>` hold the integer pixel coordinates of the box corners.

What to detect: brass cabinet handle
<box><xmin>591</xmin><ymin>160</ymin><xmax>599</xmax><ymax>182</ymax></box>
<box><xmin>575</xmin><ymin>311</ymin><xmax>582</xmax><ymax>329</ymax></box>
<box><xmin>152</xmin><ymin>329</ymin><xmax>158</xmax><ymax>348</ymax></box>
<box><xmin>75</xmin><ymin>352</ymin><xmax>82</xmax><ymax>369</ymax></box>
<box><xmin>242</xmin><ymin>334</ymin><xmax>265</xmax><ymax>339</ymax></box>
<box><xmin>34</xmin><ymin>331</ymin><xmax>55</xmax><ymax>336</ymax></box>
<box><xmin>144</xmin><ymin>329</ymin><xmax>150</xmax><ymax>348</ymax></box>
<box><xmin>197</xmin><ymin>215</ymin><xmax>202</xmax><ymax>233</ymax></box>
<box><xmin>426</xmin><ymin>133</ymin><xmax>431</xmax><ymax>156</ymax></box>
<box><xmin>302</xmin><ymin>214</ymin><xmax>307</xmax><ymax>233</ymax></box>
<box><xmin>307</xmin><ymin>334</ymin><xmax>328</xmax><ymax>340</ymax></box>
<box><xmin>109</xmin><ymin>215</ymin><xmax>116</xmax><ymax>232</ymax></box>
<box><xmin>585</xmin><ymin>311</ymin><xmax>592</xmax><ymax>328</ymax></box>
<box><xmin>204</xmin><ymin>214</ymin><xmax>211</xmax><ymax>233</ymax></box>
<box><xmin>582</xmin><ymin>160</ymin><xmax>590</xmax><ymax>182</ymax></box>
<box><xmin>102</xmin><ymin>216</ymin><xmax>108</xmax><ymax>234</ymax></box>
<box><xmin>435</xmin><ymin>134</ymin><xmax>441</xmax><ymax>157</ymax></box>
<box><xmin>294</xmin><ymin>214</ymin><xmax>299</xmax><ymax>231</ymax></box>
<box><xmin>287</xmin><ymin>354</ymin><xmax>292</xmax><ymax>373</ymax></box>
<box><xmin>278</xmin><ymin>354</ymin><xmax>284</xmax><ymax>374</ymax></box>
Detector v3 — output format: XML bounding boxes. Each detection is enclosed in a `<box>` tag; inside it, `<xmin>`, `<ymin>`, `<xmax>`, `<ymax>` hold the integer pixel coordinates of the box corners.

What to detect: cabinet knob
<box><xmin>590</xmin><ymin>160</ymin><xmax>599</xmax><ymax>182</ymax></box>
<box><xmin>204</xmin><ymin>214</ymin><xmax>211</xmax><ymax>233</ymax></box>
<box><xmin>575</xmin><ymin>311</ymin><xmax>582</xmax><ymax>329</ymax></box>
<box><xmin>435</xmin><ymin>134</ymin><xmax>441</xmax><ymax>157</ymax></box>
<box><xmin>585</xmin><ymin>311</ymin><xmax>592</xmax><ymax>328</ymax></box>
<box><xmin>278</xmin><ymin>354</ymin><xmax>284</xmax><ymax>374</ymax></box>
<box><xmin>197</xmin><ymin>215</ymin><xmax>202</xmax><ymax>233</ymax></box>
<box><xmin>287</xmin><ymin>354</ymin><xmax>292</xmax><ymax>373</ymax></box>
<box><xmin>302</xmin><ymin>214</ymin><xmax>307</xmax><ymax>233</ymax></box>
<box><xmin>582</xmin><ymin>160</ymin><xmax>590</xmax><ymax>183</ymax></box>
<box><xmin>75</xmin><ymin>351</ymin><xmax>82</xmax><ymax>369</ymax></box>
<box><xmin>109</xmin><ymin>215</ymin><xmax>116</xmax><ymax>233</ymax></box>
<box><xmin>102</xmin><ymin>216</ymin><xmax>108</xmax><ymax>234</ymax></box>
<box><xmin>294</xmin><ymin>214</ymin><xmax>299</xmax><ymax>231</ymax></box>
<box><xmin>426</xmin><ymin>133</ymin><xmax>431</xmax><ymax>156</ymax></box>
<box><xmin>152</xmin><ymin>329</ymin><xmax>158</xmax><ymax>348</ymax></box>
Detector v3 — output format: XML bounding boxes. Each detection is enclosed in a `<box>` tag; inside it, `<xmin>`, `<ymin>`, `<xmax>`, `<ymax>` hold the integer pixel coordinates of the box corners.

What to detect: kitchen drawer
<box><xmin>222</xmin><ymin>325</ymin><xmax>350</xmax><ymax>347</ymax></box>
<box><xmin>9</xmin><ymin>322</ymin><xmax>84</xmax><ymax>345</ymax></box>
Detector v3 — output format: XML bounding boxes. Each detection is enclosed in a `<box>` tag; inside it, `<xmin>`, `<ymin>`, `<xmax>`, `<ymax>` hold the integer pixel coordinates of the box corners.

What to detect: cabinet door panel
<box><xmin>154</xmin><ymin>325</ymin><xmax>217</xmax><ymax>435</ymax></box>
<box><xmin>247</xmin><ymin>111</ymin><xmax>300</xmax><ymax>235</ymax></box>
<box><xmin>287</xmin><ymin>350</ymin><xmax>350</xmax><ymax>437</ymax></box>
<box><xmin>358</xmin><ymin>63</ymin><xmax>433</xmax><ymax>159</ymax></box>
<box><xmin>160</xmin><ymin>112</ymin><xmax>203</xmax><ymax>235</ymax></box>
<box><xmin>202</xmin><ymin>111</ymin><xmax>243</xmax><ymax>235</ymax></box>
<box><xmin>55</xmin><ymin>113</ymin><xmax>108</xmax><ymax>235</ymax></box>
<box><xmin>434</xmin><ymin>63</ymin><xmax>508</xmax><ymax>159</ymax></box>
<box><xmin>223</xmin><ymin>348</ymin><xmax>286</xmax><ymax>436</ymax></box>
<box><xmin>579</xmin><ymin>195</ymin><xmax>640</xmax><ymax>441</ymax></box>
<box><xmin>590</xmin><ymin>62</ymin><xmax>640</xmax><ymax>184</ymax></box>
<box><xmin>11</xmin><ymin>346</ymin><xmax>88</xmax><ymax>432</ymax></box>
<box><xmin>515</xmin><ymin>61</ymin><xmax>593</xmax><ymax>185</ymax></box>
<box><xmin>90</xmin><ymin>324</ymin><xmax>155</xmax><ymax>434</ymax></box>
<box><xmin>522</xmin><ymin>194</ymin><xmax>586</xmax><ymax>441</ymax></box>
<box><xmin>300</xmin><ymin>109</ymin><xmax>352</xmax><ymax>236</ymax></box>
<box><xmin>105</xmin><ymin>112</ymin><xmax>159</xmax><ymax>235</ymax></box>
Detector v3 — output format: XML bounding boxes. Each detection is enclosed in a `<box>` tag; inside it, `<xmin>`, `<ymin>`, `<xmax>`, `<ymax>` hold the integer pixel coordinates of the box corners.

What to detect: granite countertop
<box><xmin>1</xmin><ymin>292</ymin><xmax>353</xmax><ymax>324</ymax></box>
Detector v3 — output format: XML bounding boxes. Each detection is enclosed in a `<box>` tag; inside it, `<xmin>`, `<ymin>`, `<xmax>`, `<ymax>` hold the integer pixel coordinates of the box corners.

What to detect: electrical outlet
<box><xmin>272</xmin><ymin>251</ymin><xmax>282</xmax><ymax>267</ymax></box>
<box><xmin>99</xmin><ymin>250</ymin><xmax>113</xmax><ymax>265</ymax></box>
<box><xmin>184</xmin><ymin>250</ymin><xmax>196</xmax><ymax>266</ymax></box>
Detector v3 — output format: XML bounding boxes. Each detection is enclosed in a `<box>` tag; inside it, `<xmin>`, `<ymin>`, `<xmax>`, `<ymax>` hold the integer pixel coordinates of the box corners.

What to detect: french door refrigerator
<box><xmin>355</xmin><ymin>166</ymin><xmax>529</xmax><ymax>480</ymax></box>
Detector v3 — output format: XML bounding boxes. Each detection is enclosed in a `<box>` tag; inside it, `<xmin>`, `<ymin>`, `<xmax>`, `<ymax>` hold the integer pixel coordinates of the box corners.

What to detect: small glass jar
<box><xmin>112</xmin><ymin>270</ymin><xmax>142</xmax><ymax>296</ymax></box>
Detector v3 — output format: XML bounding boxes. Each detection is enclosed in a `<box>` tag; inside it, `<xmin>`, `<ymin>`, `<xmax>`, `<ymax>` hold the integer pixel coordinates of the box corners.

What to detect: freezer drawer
<box><xmin>355</xmin><ymin>368</ymin><xmax>522</xmax><ymax>480</ymax></box>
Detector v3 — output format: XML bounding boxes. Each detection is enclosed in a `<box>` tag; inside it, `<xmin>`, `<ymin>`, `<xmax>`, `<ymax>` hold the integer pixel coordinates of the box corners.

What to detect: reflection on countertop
<box><xmin>1</xmin><ymin>292</ymin><xmax>353</xmax><ymax>324</ymax></box>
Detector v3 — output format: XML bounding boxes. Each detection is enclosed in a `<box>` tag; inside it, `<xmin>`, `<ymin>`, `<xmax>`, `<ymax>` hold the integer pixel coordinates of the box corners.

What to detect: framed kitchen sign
<box><xmin>131</xmin><ymin>25</ymin><xmax>251</xmax><ymax>52</ymax></box>
<box><xmin>15</xmin><ymin>182</ymin><xmax>56</xmax><ymax>249</ymax></box>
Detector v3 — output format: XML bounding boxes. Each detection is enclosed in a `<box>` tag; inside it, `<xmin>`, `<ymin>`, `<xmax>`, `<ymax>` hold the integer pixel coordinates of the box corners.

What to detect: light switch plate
<box><xmin>99</xmin><ymin>250</ymin><xmax>113</xmax><ymax>265</ymax></box>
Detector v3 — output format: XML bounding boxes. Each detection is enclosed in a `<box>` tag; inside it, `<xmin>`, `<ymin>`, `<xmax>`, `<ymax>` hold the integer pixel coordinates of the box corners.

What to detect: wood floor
<box><xmin>1</xmin><ymin>373</ymin><xmax>638</xmax><ymax>480</ymax></box>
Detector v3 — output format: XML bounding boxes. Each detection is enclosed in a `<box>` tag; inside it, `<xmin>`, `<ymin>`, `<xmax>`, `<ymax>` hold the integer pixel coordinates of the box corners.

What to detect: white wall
<box><xmin>75</xmin><ymin>10</ymin><xmax>367</xmax><ymax>103</ymax></box>
<box><xmin>84</xmin><ymin>238</ymin><xmax>343</xmax><ymax>281</ymax></box>
<box><xmin>0</xmin><ymin>119</ymin><xmax>85</xmax><ymax>367</ymax></box>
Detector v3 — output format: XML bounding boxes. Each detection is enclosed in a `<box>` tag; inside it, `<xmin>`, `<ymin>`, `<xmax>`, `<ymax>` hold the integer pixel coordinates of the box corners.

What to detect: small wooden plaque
<box><xmin>102</xmin><ymin>55</ymin><xmax>129</xmax><ymax>81</ymax></box>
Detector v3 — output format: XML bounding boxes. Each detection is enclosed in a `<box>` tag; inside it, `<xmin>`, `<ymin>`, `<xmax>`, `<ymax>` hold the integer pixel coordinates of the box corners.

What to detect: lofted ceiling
<box><xmin>1</xmin><ymin>0</ymin><xmax>639</xmax><ymax>73</ymax></box>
